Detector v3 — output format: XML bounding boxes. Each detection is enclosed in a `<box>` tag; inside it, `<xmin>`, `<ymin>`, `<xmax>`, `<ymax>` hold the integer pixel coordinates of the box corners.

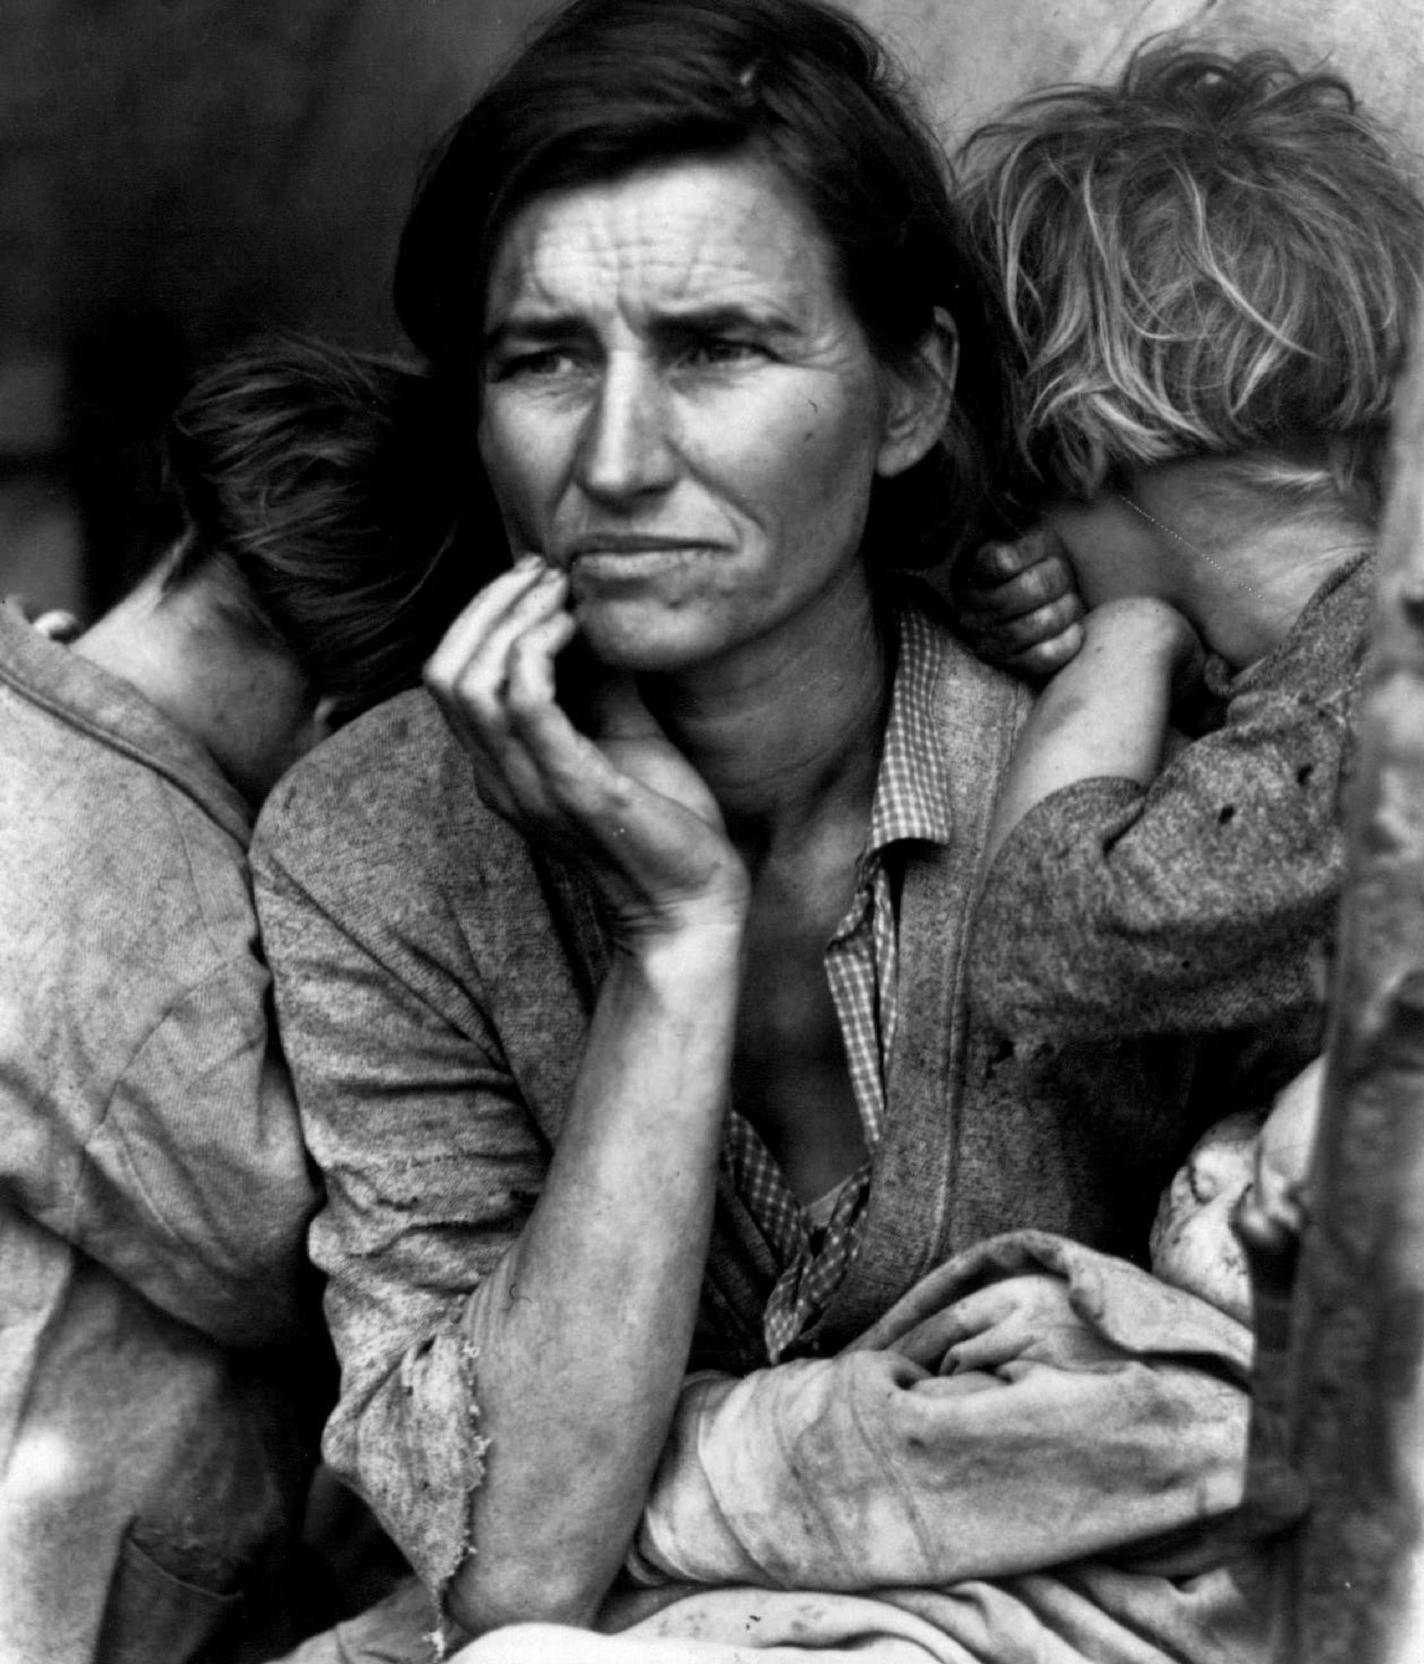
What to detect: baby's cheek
<box><xmin>1156</xmin><ymin>1197</ymin><xmax>1253</xmax><ymax>1325</ymax></box>
<box><xmin>1149</xmin><ymin>1167</ymin><xmax>1197</xmax><ymax>1264</ymax></box>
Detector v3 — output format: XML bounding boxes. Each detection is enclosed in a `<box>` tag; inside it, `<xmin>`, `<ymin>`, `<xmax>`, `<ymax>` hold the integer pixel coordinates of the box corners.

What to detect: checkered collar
<box><xmin>865</xmin><ymin>603</ymin><xmax>956</xmax><ymax>858</ymax></box>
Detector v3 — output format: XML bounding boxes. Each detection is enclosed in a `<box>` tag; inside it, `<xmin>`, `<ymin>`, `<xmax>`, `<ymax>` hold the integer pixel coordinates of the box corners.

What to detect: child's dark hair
<box><xmin>959</xmin><ymin>42</ymin><xmax>1424</xmax><ymax>511</ymax></box>
<box><xmin>162</xmin><ymin>337</ymin><xmax>493</xmax><ymax>720</ymax></box>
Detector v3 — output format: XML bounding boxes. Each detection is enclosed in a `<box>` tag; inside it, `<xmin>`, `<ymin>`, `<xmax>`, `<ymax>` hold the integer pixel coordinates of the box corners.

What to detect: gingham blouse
<box><xmin>722</xmin><ymin>608</ymin><xmax>955</xmax><ymax>1360</ymax></box>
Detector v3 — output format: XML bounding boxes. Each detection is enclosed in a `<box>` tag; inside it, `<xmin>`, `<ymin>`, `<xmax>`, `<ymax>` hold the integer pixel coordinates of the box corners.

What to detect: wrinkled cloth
<box><xmin>451</xmin><ymin>1235</ymin><xmax>1287</xmax><ymax>1664</ymax></box>
<box><xmin>269</xmin><ymin>1236</ymin><xmax>1289</xmax><ymax>1664</ymax></box>
<box><xmin>0</xmin><ymin>610</ymin><xmax>324</xmax><ymax>1664</ymax></box>
<box><xmin>969</xmin><ymin>554</ymin><xmax>1371</xmax><ymax>1045</ymax></box>
<box><xmin>252</xmin><ymin>592</ymin><xmax>1288</xmax><ymax>1598</ymax></box>
<box><xmin>452</xmin><ymin>1569</ymin><xmax>1273</xmax><ymax>1664</ymax></box>
<box><xmin>628</xmin><ymin>1233</ymin><xmax>1258</xmax><ymax>1595</ymax></box>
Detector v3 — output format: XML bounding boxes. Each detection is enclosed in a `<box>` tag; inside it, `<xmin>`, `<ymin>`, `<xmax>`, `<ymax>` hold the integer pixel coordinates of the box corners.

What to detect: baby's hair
<box><xmin>162</xmin><ymin>337</ymin><xmax>492</xmax><ymax>721</ymax></box>
<box><xmin>958</xmin><ymin>43</ymin><xmax>1424</xmax><ymax>508</ymax></box>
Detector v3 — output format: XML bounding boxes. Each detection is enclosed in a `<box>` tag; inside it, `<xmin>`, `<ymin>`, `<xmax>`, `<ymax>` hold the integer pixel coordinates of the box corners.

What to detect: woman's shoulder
<box><xmin>254</xmin><ymin>686</ymin><xmax>521</xmax><ymax>888</ymax></box>
<box><xmin>250</xmin><ymin>684</ymin><xmax>599</xmax><ymax>1075</ymax></box>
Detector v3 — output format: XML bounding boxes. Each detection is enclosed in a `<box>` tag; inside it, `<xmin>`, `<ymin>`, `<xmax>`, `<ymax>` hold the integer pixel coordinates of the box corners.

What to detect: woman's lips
<box><xmin>565</xmin><ymin>535</ymin><xmax>721</xmax><ymax>561</ymax></box>
<box><xmin>564</xmin><ymin>538</ymin><xmax>725</xmax><ymax>579</ymax></box>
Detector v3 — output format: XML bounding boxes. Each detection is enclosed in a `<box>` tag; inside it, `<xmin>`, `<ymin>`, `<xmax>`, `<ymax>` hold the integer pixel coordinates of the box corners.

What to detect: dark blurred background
<box><xmin>3</xmin><ymin>0</ymin><xmax>1417</xmax><ymax>620</ymax></box>
<box><xmin>1</xmin><ymin>0</ymin><xmax>543</xmax><ymax>617</ymax></box>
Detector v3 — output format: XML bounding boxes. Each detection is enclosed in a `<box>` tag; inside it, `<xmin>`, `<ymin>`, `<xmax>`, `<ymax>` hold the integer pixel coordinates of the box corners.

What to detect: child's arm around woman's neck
<box><xmin>981</xmin><ymin>453</ymin><xmax>1373</xmax><ymax>865</ymax></box>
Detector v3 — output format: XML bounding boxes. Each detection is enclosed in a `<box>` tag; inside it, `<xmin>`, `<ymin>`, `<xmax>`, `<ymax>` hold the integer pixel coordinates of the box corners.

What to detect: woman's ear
<box><xmin>876</xmin><ymin>307</ymin><xmax>959</xmax><ymax>479</ymax></box>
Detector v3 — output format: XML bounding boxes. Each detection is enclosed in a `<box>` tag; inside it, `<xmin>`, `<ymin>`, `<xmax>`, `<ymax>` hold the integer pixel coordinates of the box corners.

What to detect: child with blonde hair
<box><xmin>955</xmin><ymin>46</ymin><xmax>1422</xmax><ymax>1096</ymax></box>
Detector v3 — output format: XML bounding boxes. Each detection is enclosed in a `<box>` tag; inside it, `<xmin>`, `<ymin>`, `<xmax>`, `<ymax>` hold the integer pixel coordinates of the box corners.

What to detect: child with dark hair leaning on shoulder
<box><xmin>0</xmin><ymin>337</ymin><xmax>481</xmax><ymax>1664</ymax></box>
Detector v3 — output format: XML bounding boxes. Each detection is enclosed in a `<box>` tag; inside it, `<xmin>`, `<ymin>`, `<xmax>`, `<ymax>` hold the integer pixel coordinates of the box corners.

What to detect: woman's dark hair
<box><xmin>162</xmin><ymin>337</ymin><xmax>496</xmax><ymax>720</ymax></box>
<box><xmin>394</xmin><ymin>0</ymin><xmax>1013</xmax><ymax>568</ymax></box>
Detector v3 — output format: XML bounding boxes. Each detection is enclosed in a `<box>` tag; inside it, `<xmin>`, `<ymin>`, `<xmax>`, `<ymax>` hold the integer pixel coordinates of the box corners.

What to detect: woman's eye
<box><xmin>679</xmin><ymin>337</ymin><xmax>766</xmax><ymax>369</ymax></box>
<box><xmin>490</xmin><ymin>348</ymin><xmax>582</xmax><ymax>382</ymax></box>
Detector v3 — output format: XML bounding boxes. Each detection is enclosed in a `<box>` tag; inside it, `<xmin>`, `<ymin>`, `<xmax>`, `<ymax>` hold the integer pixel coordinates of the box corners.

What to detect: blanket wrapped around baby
<box><xmin>454</xmin><ymin>1230</ymin><xmax>1301</xmax><ymax>1664</ymax></box>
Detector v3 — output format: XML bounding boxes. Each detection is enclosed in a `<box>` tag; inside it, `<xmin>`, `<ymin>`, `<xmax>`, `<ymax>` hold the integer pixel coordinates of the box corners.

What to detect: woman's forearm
<box><xmin>446</xmin><ymin>913</ymin><xmax>745</xmax><ymax>1636</ymax></box>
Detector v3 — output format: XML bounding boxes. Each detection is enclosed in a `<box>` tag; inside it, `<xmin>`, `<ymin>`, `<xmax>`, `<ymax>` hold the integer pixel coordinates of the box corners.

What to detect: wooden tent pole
<box><xmin>1278</xmin><ymin>324</ymin><xmax>1424</xmax><ymax>1660</ymax></box>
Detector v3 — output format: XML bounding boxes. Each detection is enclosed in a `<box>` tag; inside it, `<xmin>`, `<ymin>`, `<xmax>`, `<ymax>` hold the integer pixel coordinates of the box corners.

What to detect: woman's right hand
<box><xmin>425</xmin><ymin>556</ymin><xmax>749</xmax><ymax>940</ymax></box>
<box><xmin>426</xmin><ymin>555</ymin><xmax>748</xmax><ymax>1635</ymax></box>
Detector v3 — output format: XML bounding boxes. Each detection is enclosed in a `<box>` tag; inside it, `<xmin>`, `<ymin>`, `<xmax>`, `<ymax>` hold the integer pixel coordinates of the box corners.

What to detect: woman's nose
<box><xmin>575</xmin><ymin>354</ymin><xmax>677</xmax><ymax>503</ymax></box>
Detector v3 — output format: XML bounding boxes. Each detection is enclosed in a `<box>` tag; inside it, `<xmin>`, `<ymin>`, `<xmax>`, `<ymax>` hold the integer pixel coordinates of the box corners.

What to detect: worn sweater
<box><xmin>969</xmin><ymin>554</ymin><xmax>1372</xmax><ymax>1051</ymax></box>
<box><xmin>251</xmin><ymin>597</ymin><xmax>1279</xmax><ymax>1598</ymax></box>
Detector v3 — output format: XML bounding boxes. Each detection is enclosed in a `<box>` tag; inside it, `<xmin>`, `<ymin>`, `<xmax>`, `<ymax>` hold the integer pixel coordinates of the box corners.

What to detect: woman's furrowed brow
<box><xmin>485</xmin><ymin>300</ymin><xmax>800</xmax><ymax>352</ymax></box>
<box><xmin>654</xmin><ymin>302</ymin><xmax>798</xmax><ymax>338</ymax></box>
<box><xmin>483</xmin><ymin>314</ymin><xmax>593</xmax><ymax>352</ymax></box>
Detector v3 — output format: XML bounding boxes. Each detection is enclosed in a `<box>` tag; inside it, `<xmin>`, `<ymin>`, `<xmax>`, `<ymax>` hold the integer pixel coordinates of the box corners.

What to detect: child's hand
<box><xmin>911</xmin><ymin>1274</ymin><xmax>1126</xmax><ymax>1376</ymax></box>
<box><xmin>1252</xmin><ymin>1057</ymin><xmax>1324</xmax><ymax>1237</ymax></box>
<box><xmin>1232</xmin><ymin>1057</ymin><xmax>1323</xmax><ymax>1320</ymax></box>
<box><xmin>951</xmin><ymin>526</ymin><xmax>1085</xmax><ymax>678</ymax></box>
<box><xmin>1229</xmin><ymin>1058</ymin><xmax>1324</xmax><ymax>1413</ymax></box>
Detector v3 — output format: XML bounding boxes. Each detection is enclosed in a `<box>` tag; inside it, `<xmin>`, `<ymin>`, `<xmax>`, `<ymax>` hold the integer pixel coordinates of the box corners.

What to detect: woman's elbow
<box><xmin>445</xmin><ymin>1553</ymin><xmax>616</xmax><ymax>1639</ymax></box>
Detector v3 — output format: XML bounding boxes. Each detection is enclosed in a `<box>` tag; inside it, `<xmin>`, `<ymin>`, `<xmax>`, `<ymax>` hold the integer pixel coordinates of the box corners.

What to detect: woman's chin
<box><xmin>573</xmin><ymin>603</ymin><xmax>726</xmax><ymax>676</ymax></box>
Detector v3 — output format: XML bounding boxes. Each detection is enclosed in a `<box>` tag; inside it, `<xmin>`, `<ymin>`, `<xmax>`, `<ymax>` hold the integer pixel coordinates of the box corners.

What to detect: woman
<box><xmin>0</xmin><ymin>337</ymin><xmax>471</xmax><ymax>1664</ymax></box>
<box><xmin>251</xmin><ymin>3</ymin><xmax>1308</xmax><ymax>1658</ymax></box>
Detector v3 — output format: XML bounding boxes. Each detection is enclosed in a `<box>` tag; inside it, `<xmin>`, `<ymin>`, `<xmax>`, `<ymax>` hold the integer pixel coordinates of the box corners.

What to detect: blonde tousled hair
<box><xmin>959</xmin><ymin>43</ymin><xmax>1424</xmax><ymax>513</ymax></box>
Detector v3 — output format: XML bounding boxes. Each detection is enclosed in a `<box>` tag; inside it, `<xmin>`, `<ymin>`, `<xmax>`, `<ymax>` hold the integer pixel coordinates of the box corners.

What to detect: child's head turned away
<box><xmin>959</xmin><ymin>44</ymin><xmax>1424</xmax><ymax>516</ymax></box>
<box><xmin>1151</xmin><ymin>1058</ymin><xmax>1324</xmax><ymax>1324</ymax></box>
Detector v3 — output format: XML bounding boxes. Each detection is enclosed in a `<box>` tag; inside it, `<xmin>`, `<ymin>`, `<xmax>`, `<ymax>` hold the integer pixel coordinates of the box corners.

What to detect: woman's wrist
<box><xmin>614</xmin><ymin>892</ymin><xmax>749</xmax><ymax>977</ymax></box>
<box><xmin>603</xmin><ymin>846</ymin><xmax>752</xmax><ymax>948</ymax></box>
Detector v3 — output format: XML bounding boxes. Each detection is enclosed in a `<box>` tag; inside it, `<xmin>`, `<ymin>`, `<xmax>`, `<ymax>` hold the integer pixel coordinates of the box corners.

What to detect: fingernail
<box><xmin>513</xmin><ymin>552</ymin><xmax>543</xmax><ymax>572</ymax></box>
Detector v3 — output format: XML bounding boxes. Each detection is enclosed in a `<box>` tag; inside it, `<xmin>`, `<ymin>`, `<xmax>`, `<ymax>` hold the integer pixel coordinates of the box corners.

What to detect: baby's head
<box><xmin>1150</xmin><ymin>1058</ymin><xmax>1325</xmax><ymax>1324</ymax></box>
<box><xmin>958</xmin><ymin>44</ymin><xmax>1424</xmax><ymax>514</ymax></box>
<box><xmin>1150</xmin><ymin>1108</ymin><xmax>1262</xmax><ymax>1325</ymax></box>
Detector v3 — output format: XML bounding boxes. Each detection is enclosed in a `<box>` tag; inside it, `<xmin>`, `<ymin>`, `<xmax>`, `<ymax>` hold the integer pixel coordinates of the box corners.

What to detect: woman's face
<box><xmin>477</xmin><ymin>153</ymin><xmax>941</xmax><ymax>676</ymax></box>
